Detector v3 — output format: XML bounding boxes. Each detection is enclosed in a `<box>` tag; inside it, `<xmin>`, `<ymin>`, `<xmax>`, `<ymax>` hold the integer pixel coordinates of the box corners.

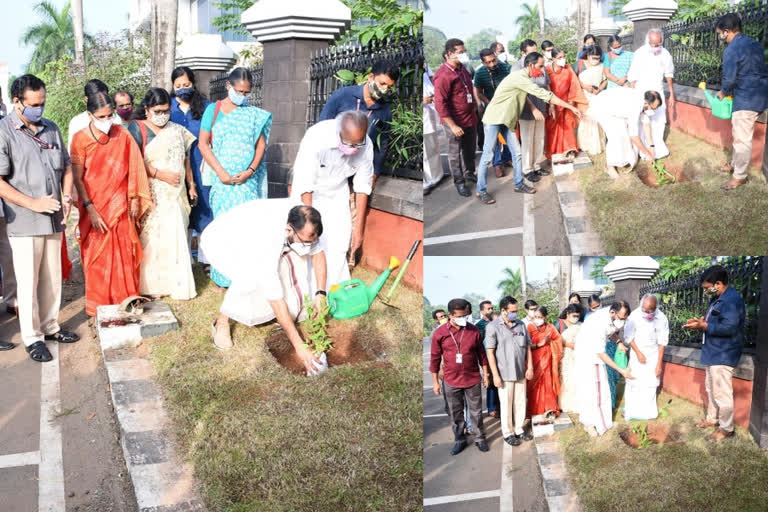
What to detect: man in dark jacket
<box><xmin>684</xmin><ymin>265</ymin><xmax>746</xmax><ymax>440</ymax></box>
<box><xmin>715</xmin><ymin>13</ymin><xmax>768</xmax><ymax>190</ymax></box>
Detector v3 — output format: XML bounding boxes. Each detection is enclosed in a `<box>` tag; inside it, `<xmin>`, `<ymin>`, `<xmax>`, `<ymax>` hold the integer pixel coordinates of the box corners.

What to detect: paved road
<box><xmin>423</xmin><ymin>337</ymin><xmax>548</xmax><ymax>512</ymax></box>
<box><xmin>424</xmin><ymin>129</ymin><xmax>570</xmax><ymax>256</ymax></box>
<box><xmin>0</xmin><ymin>249</ymin><xmax>136</xmax><ymax>511</ymax></box>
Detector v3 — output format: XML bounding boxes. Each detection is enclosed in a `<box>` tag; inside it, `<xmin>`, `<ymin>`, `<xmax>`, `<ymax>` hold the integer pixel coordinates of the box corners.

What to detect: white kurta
<box><xmin>200</xmin><ymin>198</ymin><xmax>322</xmax><ymax>326</ymax></box>
<box><xmin>290</xmin><ymin>120</ymin><xmax>374</xmax><ymax>290</ymax></box>
<box><xmin>586</xmin><ymin>88</ymin><xmax>649</xmax><ymax>169</ymax></box>
<box><xmin>574</xmin><ymin>308</ymin><xmax>617</xmax><ymax>435</ymax></box>
<box><xmin>559</xmin><ymin>323</ymin><xmax>581</xmax><ymax>412</ymax></box>
<box><xmin>626</xmin><ymin>44</ymin><xmax>674</xmax><ymax>159</ymax></box>
<box><xmin>623</xmin><ymin>307</ymin><xmax>669</xmax><ymax>420</ymax></box>
<box><xmin>423</xmin><ymin>65</ymin><xmax>443</xmax><ymax>191</ymax></box>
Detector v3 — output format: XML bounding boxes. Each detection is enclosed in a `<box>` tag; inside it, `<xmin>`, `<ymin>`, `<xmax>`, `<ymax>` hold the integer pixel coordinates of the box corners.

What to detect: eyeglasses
<box><xmin>291</xmin><ymin>227</ymin><xmax>315</xmax><ymax>247</ymax></box>
<box><xmin>341</xmin><ymin>140</ymin><xmax>365</xmax><ymax>149</ymax></box>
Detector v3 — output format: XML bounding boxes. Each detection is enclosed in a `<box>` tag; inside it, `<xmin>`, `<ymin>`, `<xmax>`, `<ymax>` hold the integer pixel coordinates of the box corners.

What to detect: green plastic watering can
<box><xmin>327</xmin><ymin>256</ymin><xmax>400</xmax><ymax>320</ymax></box>
<box><xmin>699</xmin><ymin>82</ymin><xmax>733</xmax><ymax>120</ymax></box>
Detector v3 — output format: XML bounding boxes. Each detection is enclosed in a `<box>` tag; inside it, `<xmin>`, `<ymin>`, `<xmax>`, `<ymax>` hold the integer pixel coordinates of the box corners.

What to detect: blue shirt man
<box><xmin>318</xmin><ymin>60</ymin><xmax>400</xmax><ymax>184</ymax></box>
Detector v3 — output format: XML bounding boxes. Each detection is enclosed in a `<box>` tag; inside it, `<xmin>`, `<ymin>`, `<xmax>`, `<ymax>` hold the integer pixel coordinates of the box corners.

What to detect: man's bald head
<box><xmin>647</xmin><ymin>28</ymin><xmax>663</xmax><ymax>46</ymax></box>
<box><xmin>641</xmin><ymin>294</ymin><xmax>658</xmax><ymax>313</ymax></box>
<box><xmin>338</xmin><ymin>110</ymin><xmax>368</xmax><ymax>146</ymax></box>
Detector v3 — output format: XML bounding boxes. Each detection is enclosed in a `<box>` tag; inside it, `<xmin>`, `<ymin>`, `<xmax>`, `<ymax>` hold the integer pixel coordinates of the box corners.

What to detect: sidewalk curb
<box><xmin>533</xmin><ymin>435</ymin><xmax>581</xmax><ymax>512</ymax></box>
<box><xmin>552</xmin><ymin>173</ymin><xmax>603</xmax><ymax>255</ymax></box>
<box><xmin>99</xmin><ymin>343</ymin><xmax>207</xmax><ymax>511</ymax></box>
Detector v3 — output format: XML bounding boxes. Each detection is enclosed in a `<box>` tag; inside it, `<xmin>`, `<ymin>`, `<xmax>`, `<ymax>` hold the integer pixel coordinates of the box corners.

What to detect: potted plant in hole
<box><xmin>302</xmin><ymin>295</ymin><xmax>333</xmax><ymax>376</ymax></box>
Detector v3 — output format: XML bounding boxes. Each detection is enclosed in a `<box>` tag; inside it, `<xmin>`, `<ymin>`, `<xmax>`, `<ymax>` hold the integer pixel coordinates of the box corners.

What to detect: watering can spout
<box><xmin>366</xmin><ymin>257</ymin><xmax>400</xmax><ymax>305</ymax></box>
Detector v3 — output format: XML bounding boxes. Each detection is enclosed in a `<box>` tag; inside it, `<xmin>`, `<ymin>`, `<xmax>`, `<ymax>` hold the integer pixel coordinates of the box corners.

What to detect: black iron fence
<box><xmin>663</xmin><ymin>0</ymin><xmax>768</xmax><ymax>88</ymax></box>
<box><xmin>209</xmin><ymin>63</ymin><xmax>263</xmax><ymax>107</ymax></box>
<box><xmin>307</xmin><ymin>26</ymin><xmax>424</xmax><ymax>180</ymax></box>
<box><xmin>639</xmin><ymin>257</ymin><xmax>763</xmax><ymax>353</ymax></box>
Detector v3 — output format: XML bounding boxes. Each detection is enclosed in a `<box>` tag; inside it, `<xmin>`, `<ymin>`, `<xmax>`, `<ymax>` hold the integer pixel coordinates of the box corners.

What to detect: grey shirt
<box><xmin>484</xmin><ymin>316</ymin><xmax>531</xmax><ymax>382</ymax></box>
<box><xmin>0</xmin><ymin>110</ymin><xmax>69</xmax><ymax>236</ymax></box>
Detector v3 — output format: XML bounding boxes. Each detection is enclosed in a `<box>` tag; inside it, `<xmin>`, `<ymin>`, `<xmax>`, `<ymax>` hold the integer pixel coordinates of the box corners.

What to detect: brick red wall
<box><xmin>359</xmin><ymin>208</ymin><xmax>423</xmax><ymax>291</ymax></box>
<box><xmin>660</xmin><ymin>361</ymin><xmax>752</xmax><ymax>428</ymax></box>
<box><xmin>669</xmin><ymin>102</ymin><xmax>766</xmax><ymax>168</ymax></box>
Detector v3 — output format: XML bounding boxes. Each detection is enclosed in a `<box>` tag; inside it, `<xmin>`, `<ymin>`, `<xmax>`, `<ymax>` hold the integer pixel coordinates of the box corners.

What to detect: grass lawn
<box><xmin>577</xmin><ymin>128</ymin><xmax>768</xmax><ymax>254</ymax></box>
<box><xmin>560</xmin><ymin>390</ymin><xmax>768</xmax><ymax>512</ymax></box>
<box><xmin>146</xmin><ymin>265</ymin><xmax>423</xmax><ymax>511</ymax></box>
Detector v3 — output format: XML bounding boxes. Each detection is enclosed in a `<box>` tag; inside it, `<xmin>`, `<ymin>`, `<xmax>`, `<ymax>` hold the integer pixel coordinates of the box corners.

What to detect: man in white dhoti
<box><xmin>291</xmin><ymin>111</ymin><xmax>373</xmax><ymax>290</ymax></box>
<box><xmin>626</xmin><ymin>28</ymin><xmax>676</xmax><ymax>160</ymax></box>
<box><xmin>200</xmin><ymin>199</ymin><xmax>326</xmax><ymax>373</ymax></box>
<box><xmin>586</xmin><ymin>87</ymin><xmax>662</xmax><ymax>177</ymax></box>
<box><xmin>623</xmin><ymin>294</ymin><xmax>669</xmax><ymax>420</ymax></box>
<box><xmin>575</xmin><ymin>300</ymin><xmax>634</xmax><ymax>436</ymax></box>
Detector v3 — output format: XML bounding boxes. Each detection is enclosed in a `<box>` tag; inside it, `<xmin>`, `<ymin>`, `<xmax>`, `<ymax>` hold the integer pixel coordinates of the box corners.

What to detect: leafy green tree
<box><xmin>497</xmin><ymin>268</ymin><xmax>525</xmax><ymax>300</ymax></box>
<box><xmin>21</xmin><ymin>1</ymin><xmax>92</xmax><ymax>73</ymax></box>
<box><xmin>424</xmin><ymin>24</ymin><xmax>447</xmax><ymax>71</ymax></box>
<box><xmin>464</xmin><ymin>28</ymin><xmax>502</xmax><ymax>60</ymax></box>
<box><xmin>514</xmin><ymin>3</ymin><xmax>548</xmax><ymax>40</ymax></box>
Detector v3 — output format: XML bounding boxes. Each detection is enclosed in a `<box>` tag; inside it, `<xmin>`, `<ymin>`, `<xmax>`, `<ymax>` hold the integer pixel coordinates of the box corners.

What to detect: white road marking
<box><xmin>424</xmin><ymin>489</ymin><xmax>502</xmax><ymax>506</ymax></box>
<box><xmin>0</xmin><ymin>450</ymin><xmax>40</xmax><ymax>469</ymax></box>
<box><xmin>523</xmin><ymin>192</ymin><xmax>536</xmax><ymax>256</ymax></box>
<box><xmin>38</xmin><ymin>342</ymin><xmax>65</xmax><ymax>511</ymax></box>
<box><xmin>500</xmin><ymin>436</ymin><xmax>515</xmax><ymax>511</ymax></box>
<box><xmin>424</xmin><ymin>227</ymin><xmax>524</xmax><ymax>246</ymax></box>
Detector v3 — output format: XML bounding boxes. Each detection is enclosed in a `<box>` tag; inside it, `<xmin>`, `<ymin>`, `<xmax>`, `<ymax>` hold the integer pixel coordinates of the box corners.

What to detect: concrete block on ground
<box><xmin>554</xmin><ymin>414</ymin><xmax>574</xmax><ymax>431</ymax></box>
<box><xmin>553</xmin><ymin>162</ymin><xmax>575</xmax><ymax>177</ymax></box>
<box><xmin>97</xmin><ymin>302</ymin><xmax>179</xmax><ymax>350</ymax></box>
<box><xmin>573</xmin><ymin>152</ymin><xmax>592</xmax><ymax>169</ymax></box>
<box><xmin>533</xmin><ymin>423</ymin><xmax>555</xmax><ymax>437</ymax></box>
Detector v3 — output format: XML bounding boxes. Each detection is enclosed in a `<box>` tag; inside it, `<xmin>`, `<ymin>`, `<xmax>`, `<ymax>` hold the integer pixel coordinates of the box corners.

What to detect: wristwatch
<box><xmin>315</xmin><ymin>290</ymin><xmax>327</xmax><ymax>297</ymax></box>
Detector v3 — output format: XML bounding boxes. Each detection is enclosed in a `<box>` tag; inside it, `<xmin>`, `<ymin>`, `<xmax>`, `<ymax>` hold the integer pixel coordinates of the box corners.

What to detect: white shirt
<box><xmin>591</xmin><ymin>88</ymin><xmax>650</xmax><ymax>137</ymax></box>
<box><xmin>624</xmin><ymin>307</ymin><xmax>669</xmax><ymax>351</ymax></box>
<box><xmin>626</xmin><ymin>44</ymin><xmax>675</xmax><ymax>98</ymax></box>
<box><xmin>575</xmin><ymin>308</ymin><xmax>621</xmax><ymax>366</ymax></box>
<box><xmin>67</xmin><ymin>110</ymin><xmax>122</xmax><ymax>151</ymax></box>
<box><xmin>291</xmin><ymin>119</ymin><xmax>374</xmax><ymax>198</ymax></box>
<box><xmin>199</xmin><ymin>198</ymin><xmax>323</xmax><ymax>301</ymax></box>
<box><xmin>423</xmin><ymin>65</ymin><xmax>438</xmax><ymax>135</ymax></box>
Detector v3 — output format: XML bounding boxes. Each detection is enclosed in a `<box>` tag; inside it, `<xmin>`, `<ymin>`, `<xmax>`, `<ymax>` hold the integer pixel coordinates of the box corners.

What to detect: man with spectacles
<box><xmin>200</xmin><ymin>199</ymin><xmax>327</xmax><ymax>373</ymax></box>
<box><xmin>291</xmin><ymin>110</ymin><xmax>373</xmax><ymax>291</ymax></box>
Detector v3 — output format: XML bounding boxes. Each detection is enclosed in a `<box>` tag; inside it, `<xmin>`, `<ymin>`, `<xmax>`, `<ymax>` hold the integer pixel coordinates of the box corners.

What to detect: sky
<box><xmin>1</xmin><ymin>0</ymin><xmax>130</xmax><ymax>75</ymax></box>
<box><xmin>425</xmin><ymin>0</ymin><xmax>571</xmax><ymax>42</ymax></box>
<box><xmin>424</xmin><ymin>256</ymin><xmax>556</xmax><ymax>306</ymax></box>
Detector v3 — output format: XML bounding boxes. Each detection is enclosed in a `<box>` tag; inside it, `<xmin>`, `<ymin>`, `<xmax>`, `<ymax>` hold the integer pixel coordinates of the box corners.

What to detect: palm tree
<box><xmin>21</xmin><ymin>1</ymin><xmax>76</xmax><ymax>73</ymax></box>
<box><xmin>537</xmin><ymin>0</ymin><xmax>546</xmax><ymax>32</ymax></box>
<box><xmin>151</xmin><ymin>0</ymin><xmax>178</xmax><ymax>90</ymax></box>
<box><xmin>514</xmin><ymin>3</ymin><xmax>548</xmax><ymax>39</ymax></box>
<box><xmin>497</xmin><ymin>268</ymin><xmax>524</xmax><ymax>299</ymax></box>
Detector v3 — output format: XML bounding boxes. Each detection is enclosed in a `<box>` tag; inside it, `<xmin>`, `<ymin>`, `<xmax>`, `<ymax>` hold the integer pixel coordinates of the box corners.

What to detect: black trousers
<box><xmin>445</xmin><ymin>125</ymin><xmax>477</xmax><ymax>185</ymax></box>
<box><xmin>444</xmin><ymin>381</ymin><xmax>485</xmax><ymax>442</ymax></box>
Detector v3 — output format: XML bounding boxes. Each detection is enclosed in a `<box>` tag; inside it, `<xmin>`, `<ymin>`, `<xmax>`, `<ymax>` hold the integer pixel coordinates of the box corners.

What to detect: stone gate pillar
<box><xmin>603</xmin><ymin>256</ymin><xmax>660</xmax><ymax>310</ymax></box>
<box><xmin>590</xmin><ymin>18</ymin><xmax>620</xmax><ymax>53</ymax></box>
<box><xmin>241</xmin><ymin>0</ymin><xmax>351</xmax><ymax>197</ymax></box>
<box><xmin>623</xmin><ymin>0</ymin><xmax>679</xmax><ymax>52</ymax></box>
<box><xmin>175</xmin><ymin>33</ymin><xmax>237</xmax><ymax>98</ymax></box>
<box><xmin>749</xmin><ymin>257</ymin><xmax>768</xmax><ymax>448</ymax></box>
<box><xmin>572</xmin><ymin>279</ymin><xmax>602</xmax><ymax>302</ymax></box>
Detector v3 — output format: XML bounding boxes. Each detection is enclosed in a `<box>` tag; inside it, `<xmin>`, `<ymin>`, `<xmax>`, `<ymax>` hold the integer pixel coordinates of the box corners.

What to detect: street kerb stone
<box><xmin>97</xmin><ymin>302</ymin><xmax>179</xmax><ymax>351</ymax></box>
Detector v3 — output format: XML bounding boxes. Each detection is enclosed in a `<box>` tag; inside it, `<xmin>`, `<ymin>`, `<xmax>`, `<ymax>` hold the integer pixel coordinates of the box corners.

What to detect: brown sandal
<box><xmin>721</xmin><ymin>178</ymin><xmax>746</xmax><ymax>190</ymax></box>
<box><xmin>719</xmin><ymin>163</ymin><xmax>734</xmax><ymax>174</ymax></box>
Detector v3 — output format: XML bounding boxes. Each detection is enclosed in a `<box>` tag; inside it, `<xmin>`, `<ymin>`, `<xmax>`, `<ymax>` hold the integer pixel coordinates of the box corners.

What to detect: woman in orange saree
<box><xmin>545</xmin><ymin>48</ymin><xmax>588</xmax><ymax>159</ymax></box>
<box><xmin>526</xmin><ymin>306</ymin><xmax>564</xmax><ymax>418</ymax></box>
<box><xmin>71</xmin><ymin>91</ymin><xmax>152</xmax><ymax>316</ymax></box>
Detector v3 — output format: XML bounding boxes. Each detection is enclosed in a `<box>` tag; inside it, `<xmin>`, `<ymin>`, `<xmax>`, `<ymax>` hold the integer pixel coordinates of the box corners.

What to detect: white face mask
<box><xmin>453</xmin><ymin>315</ymin><xmax>468</xmax><ymax>327</ymax></box>
<box><xmin>289</xmin><ymin>243</ymin><xmax>311</xmax><ymax>256</ymax></box>
<box><xmin>93</xmin><ymin>118</ymin><xmax>112</xmax><ymax>135</ymax></box>
<box><xmin>497</xmin><ymin>52</ymin><xmax>508</xmax><ymax>62</ymax></box>
<box><xmin>644</xmin><ymin>108</ymin><xmax>656</xmax><ymax>116</ymax></box>
<box><xmin>150</xmin><ymin>111</ymin><xmax>170</xmax><ymax>127</ymax></box>
<box><xmin>456</xmin><ymin>52</ymin><xmax>470</xmax><ymax>64</ymax></box>
<box><xmin>544</xmin><ymin>51</ymin><xmax>552</xmax><ymax>59</ymax></box>
<box><xmin>527</xmin><ymin>309</ymin><xmax>536</xmax><ymax>318</ymax></box>
<box><xmin>533</xmin><ymin>318</ymin><xmax>545</xmax><ymax>327</ymax></box>
<box><xmin>613</xmin><ymin>318</ymin><xmax>625</xmax><ymax>329</ymax></box>
<box><xmin>556</xmin><ymin>58</ymin><xmax>566</xmax><ymax>67</ymax></box>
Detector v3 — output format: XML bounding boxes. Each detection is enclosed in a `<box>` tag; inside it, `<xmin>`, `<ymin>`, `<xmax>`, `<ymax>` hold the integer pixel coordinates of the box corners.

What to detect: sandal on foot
<box><xmin>721</xmin><ymin>178</ymin><xmax>746</xmax><ymax>190</ymax></box>
<box><xmin>719</xmin><ymin>163</ymin><xmax>734</xmax><ymax>174</ymax></box>
<box><xmin>477</xmin><ymin>191</ymin><xmax>496</xmax><ymax>204</ymax></box>
<box><xmin>44</xmin><ymin>331</ymin><xmax>80</xmax><ymax>343</ymax></box>
<box><xmin>26</xmin><ymin>341</ymin><xmax>52</xmax><ymax>362</ymax></box>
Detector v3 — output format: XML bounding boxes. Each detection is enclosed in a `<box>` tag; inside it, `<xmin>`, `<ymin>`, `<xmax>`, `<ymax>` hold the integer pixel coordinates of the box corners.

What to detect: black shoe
<box><xmin>0</xmin><ymin>340</ymin><xmax>15</xmax><ymax>351</ymax></box>
<box><xmin>475</xmin><ymin>440</ymin><xmax>489</xmax><ymax>452</ymax></box>
<box><xmin>451</xmin><ymin>440</ymin><xmax>467</xmax><ymax>455</ymax></box>
<box><xmin>26</xmin><ymin>341</ymin><xmax>52</xmax><ymax>362</ymax></box>
<box><xmin>519</xmin><ymin>432</ymin><xmax>534</xmax><ymax>441</ymax></box>
<box><xmin>536</xmin><ymin>168</ymin><xmax>551</xmax><ymax>176</ymax></box>
<box><xmin>525</xmin><ymin>171</ymin><xmax>541</xmax><ymax>183</ymax></box>
<box><xmin>514</xmin><ymin>183</ymin><xmax>537</xmax><ymax>194</ymax></box>
<box><xmin>456</xmin><ymin>184</ymin><xmax>471</xmax><ymax>197</ymax></box>
<box><xmin>44</xmin><ymin>330</ymin><xmax>80</xmax><ymax>343</ymax></box>
<box><xmin>464</xmin><ymin>174</ymin><xmax>478</xmax><ymax>183</ymax></box>
<box><xmin>6</xmin><ymin>305</ymin><xmax>17</xmax><ymax>316</ymax></box>
<box><xmin>504</xmin><ymin>435</ymin><xmax>521</xmax><ymax>446</ymax></box>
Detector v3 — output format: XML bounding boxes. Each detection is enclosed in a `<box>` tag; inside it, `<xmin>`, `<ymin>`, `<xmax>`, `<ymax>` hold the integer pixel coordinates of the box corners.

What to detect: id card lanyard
<box><xmin>449</xmin><ymin>328</ymin><xmax>465</xmax><ymax>365</ymax></box>
<box><xmin>441</xmin><ymin>63</ymin><xmax>473</xmax><ymax>105</ymax></box>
